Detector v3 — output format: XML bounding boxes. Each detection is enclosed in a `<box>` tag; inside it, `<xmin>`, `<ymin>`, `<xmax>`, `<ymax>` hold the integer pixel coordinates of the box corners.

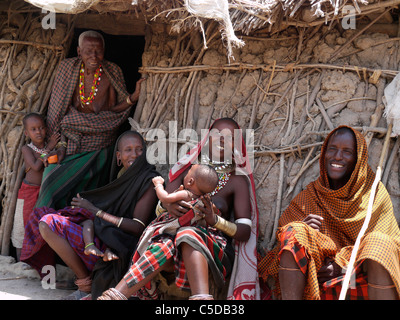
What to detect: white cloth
<box><xmin>383</xmin><ymin>72</ymin><xmax>400</xmax><ymax>136</ymax></box>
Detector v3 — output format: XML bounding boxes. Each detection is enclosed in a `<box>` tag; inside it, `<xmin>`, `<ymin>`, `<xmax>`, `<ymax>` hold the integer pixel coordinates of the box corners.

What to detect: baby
<box><xmin>152</xmin><ymin>163</ymin><xmax>219</xmax><ymax>213</ymax></box>
<box><xmin>12</xmin><ymin>113</ymin><xmax>59</xmax><ymax>260</ymax></box>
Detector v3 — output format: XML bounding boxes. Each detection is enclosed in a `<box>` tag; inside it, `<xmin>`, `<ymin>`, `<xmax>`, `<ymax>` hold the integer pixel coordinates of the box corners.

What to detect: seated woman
<box><xmin>258</xmin><ymin>126</ymin><xmax>400</xmax><ymax>300</ymax></box>
<box><xmin>97</xmin><ymin>118</ymin><xmax>260</xmax><ymax>300</ymax></box>
<box><xmin>20</xmin><ymin>131</ymin><xmax>159</xmax><ymax>300</ymax></box>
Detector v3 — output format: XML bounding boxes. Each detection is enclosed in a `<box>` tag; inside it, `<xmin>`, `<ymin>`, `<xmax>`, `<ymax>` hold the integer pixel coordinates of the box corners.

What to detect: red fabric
<box><xmin>17</xmin><ymin>181</ymin><xmax>40</xmax><ymax>226</ymax></box>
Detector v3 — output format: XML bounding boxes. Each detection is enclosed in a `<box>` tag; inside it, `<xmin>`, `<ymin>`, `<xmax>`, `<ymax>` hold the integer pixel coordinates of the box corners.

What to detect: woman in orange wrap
<box><xmin>258</xmin><ymin>125</ymin><xmax>400</xmax><ymax>300</ymax></box>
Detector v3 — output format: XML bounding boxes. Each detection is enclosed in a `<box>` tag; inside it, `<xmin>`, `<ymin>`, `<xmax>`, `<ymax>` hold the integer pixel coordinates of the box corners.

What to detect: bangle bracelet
<box><xmin>56</xmin><ymin>141</ymin><xmax>67</xmax><ymax>149</ymax></box>
<box><xmin>84</xmin><ymin>242</ymin><xmax>94</xmax><ymax>249</ymax></box>
<box><xmin>132</xmin><ymin>218</ymin><xmax>146</xmax><ymax>228</ymax></box>
<box><xmin>117</xmin><ymin>217</ymin><xmax>123</xmax><ymax>228</ymax></box>
<box><xmin>126</xmin><ymin>95</ymin><xmax>133</xmax><ymax>105</ymax></box>
<box><xmin>212</xmin><ymin>215</ymin><xmax>237</xmax><ymax>237</ymax></box>
<box><xmin>154</xmin><ymin>184</ymin><xmax>163</xmax><ymax>190</ymax></box>
<box><xmin>96</xmin><ymin>210</ymin><xmax>103</xmax><ymax>217</ymax></box>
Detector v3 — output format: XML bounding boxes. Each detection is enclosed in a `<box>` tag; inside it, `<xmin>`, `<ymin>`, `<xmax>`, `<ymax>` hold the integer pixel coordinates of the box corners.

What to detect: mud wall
<box><xmin>136</xmin><ymin>24</ymin><xmax>400</xmax><ymax>251</ymax></box>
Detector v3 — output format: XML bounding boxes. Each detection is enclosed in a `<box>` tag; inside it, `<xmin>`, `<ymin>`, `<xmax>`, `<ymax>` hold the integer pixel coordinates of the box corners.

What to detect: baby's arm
<box><xmin>153</xmin><ymin>176</ymin><xmax>189</xmax><ymax>203</ymax></box>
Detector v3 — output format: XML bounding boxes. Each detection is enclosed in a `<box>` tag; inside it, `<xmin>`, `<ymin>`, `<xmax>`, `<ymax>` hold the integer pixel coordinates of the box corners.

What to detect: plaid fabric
<box><xmin>123</xmin><ymin>213</ymin><xmax>228</xmax><ymax>299</ymax></box>
<box><xmin>320</xmin><ymin>263</ymin><xmax>368</xmax><ymax>300</ymax></box>
<box><xmin>47</xmin><ymin>57</ymin><xmax>130</xmax><ymax>155</ymax></box>
<box><xmin>20</xmin><ymin>206</ymin><xmax>101</xmax><ymax>278</ymax></box>
<box><xmin>278</xmin><ymin>225</ymin><xmax>308</xmax><ymax>275</ymax></box>
<box><xmin>39</xmin><ymin>209</ymin><xmax>103</xmax><ymax>271</ymax></box>
<box><xmin>34</xmin><ymin>148</ymin><xmax>112</xmax><ymax>210</ymax></box>
<box><xmin>258</xmin><ymin>126</ymin><xmax>400</xmax><ymax>300</ymax></box>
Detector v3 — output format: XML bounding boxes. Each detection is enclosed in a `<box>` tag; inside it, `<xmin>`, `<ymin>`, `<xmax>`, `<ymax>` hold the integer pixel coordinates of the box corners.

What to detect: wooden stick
<box><xmin>140</xmin><ymin>63</ymin><xmax>398</xmax><ymax>78</ymax></box>
<box><xmin>268</xmin><ymin>153</ymin><xmax>285</xmax><ymax>251</ymax></box>
<box><xmin>0</xmin><ymin>39</ymin><xmax>64</xmax><ymax>51</ymax></box>
<box><xmin>339</xmin><ymin>123</ymin><xmax>393</xmax><ymax>300</ymax></box>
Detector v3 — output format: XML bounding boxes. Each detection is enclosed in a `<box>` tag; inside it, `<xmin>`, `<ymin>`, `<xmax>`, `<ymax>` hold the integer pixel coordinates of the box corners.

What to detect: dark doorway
<box><xmin>67</xmin><ymin>28</ymin><xmax>145</xmax><ymax>132</ymax></box>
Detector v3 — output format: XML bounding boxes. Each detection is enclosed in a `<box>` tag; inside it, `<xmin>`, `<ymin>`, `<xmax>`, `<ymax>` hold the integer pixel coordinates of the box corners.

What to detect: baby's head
<box><xmin>23</xmin><ymin>113</ymin><xmax>47</xmax><ymax>144</ymax></box>
<box><xmin>183</xmin><ymin>164</ymin><xmax>218</xmax><ymax>196</ymax></box>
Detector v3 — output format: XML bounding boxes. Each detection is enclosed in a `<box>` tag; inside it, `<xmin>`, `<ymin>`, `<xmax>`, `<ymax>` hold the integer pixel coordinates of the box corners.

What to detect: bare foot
<box><xmin>84</xmin><ymin>244</ymin><xmax>104</xmax><ymax>257</ymax></box>
<box><xmin>103</xmin><ymin>248</ymin><xmax>119</xmax><ymax>261</ymax></box>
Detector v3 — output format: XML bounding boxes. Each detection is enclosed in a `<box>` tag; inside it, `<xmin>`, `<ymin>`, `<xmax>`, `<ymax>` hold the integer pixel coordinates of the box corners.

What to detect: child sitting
<box><xmin>12</xmin><ymin>113</ymin><xmax>60</xmax><ymax>260</ymax></box>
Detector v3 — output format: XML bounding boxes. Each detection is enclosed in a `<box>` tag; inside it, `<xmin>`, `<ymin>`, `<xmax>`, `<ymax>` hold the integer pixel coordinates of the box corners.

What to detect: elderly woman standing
<box><xmin>98</xmin><ymin>118</ymin><xmax>260</xmax><ymax>300</ymax></box>
<box><xmin>21</xmin><ymin>131</ymin><xmax>158</xmax><ymax>299</ymax></box>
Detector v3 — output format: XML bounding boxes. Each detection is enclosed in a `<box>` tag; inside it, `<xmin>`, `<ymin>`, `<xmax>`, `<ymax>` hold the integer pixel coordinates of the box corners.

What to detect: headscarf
<box><xmin>169</xmin><ymin>118</ymin><xmax>260</xmax><ymax>300</ymax></box>
<box><xmin>80</xmin><ymin>131</ymin><xmax>159</xmax><ymax>298</ymax></box>
<box><xmin>279</xmin><ymin>126</ymin><xmax>399</xmax><ymax>253</ymax></box>
<box><xmin>271</xmin><ymin>125</ymin><xmax>400</xmax><ymax>298</ymax></box>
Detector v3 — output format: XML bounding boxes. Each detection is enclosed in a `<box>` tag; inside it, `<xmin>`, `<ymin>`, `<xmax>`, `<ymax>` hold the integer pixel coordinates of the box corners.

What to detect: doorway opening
<box><xmin>67</xmin><ymin>28</ymin><xmax>145</xmax><ymax>132</ymax></box>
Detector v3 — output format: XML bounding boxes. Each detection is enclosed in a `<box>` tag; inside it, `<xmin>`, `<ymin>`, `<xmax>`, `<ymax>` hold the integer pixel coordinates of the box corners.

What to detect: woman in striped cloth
<box><xmin>258</xmin><ymin>126</ymin><xmax>400</xmax><ymax>300</ymax></box>
<box><xmin>98</xmin><ymin>118</ymin><xmax>260</xmax><ymax>300</ymax></box>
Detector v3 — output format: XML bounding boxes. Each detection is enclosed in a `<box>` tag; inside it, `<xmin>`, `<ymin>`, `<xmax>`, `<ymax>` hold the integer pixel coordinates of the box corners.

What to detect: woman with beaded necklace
<box><xmin>98</xmin><ymin>118</ymin><xmax>260</xmax><ymax>300</ymax></box>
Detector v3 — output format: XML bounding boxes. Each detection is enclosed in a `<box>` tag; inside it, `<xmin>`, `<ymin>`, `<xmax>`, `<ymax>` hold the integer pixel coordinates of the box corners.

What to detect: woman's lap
<box><xmin>40</xmin><ymin>213</ymin><xmax>100</xmax><ymax>271</ymax></box>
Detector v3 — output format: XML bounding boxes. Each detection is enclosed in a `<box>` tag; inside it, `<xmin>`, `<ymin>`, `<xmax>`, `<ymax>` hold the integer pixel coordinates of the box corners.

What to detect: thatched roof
<box><xmin>22</xmin><ymin>0</ymin><xmax>400</xmax><ymax>60</ymax></box>
<box><xmin>24</xmin><ymin>0</ymin><xmax>400</xmax><ymax>32</ymax></box>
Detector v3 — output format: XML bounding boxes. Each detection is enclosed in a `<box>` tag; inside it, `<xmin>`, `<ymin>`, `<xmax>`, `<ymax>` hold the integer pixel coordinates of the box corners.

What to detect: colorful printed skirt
<box><xmin>123</xmin><ymin>218</ymin><xmax>233</xmax><ymax>299</ymax></box>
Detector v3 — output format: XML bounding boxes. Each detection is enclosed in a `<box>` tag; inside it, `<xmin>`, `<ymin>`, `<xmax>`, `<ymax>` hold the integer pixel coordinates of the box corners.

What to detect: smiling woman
<box><xmin>258</xmin><ymin>125</ymin><xmax>400</xmax><ymax>300</ymax></box>
<box><xmin>116</xmin><ymin>131</ymin><xmax>144</xmax><ymax>169</ymax></box>
<box><xmin>324</xmin><ymin>127</ymin><xmax>357</xmax><ymax>190</ymax></box>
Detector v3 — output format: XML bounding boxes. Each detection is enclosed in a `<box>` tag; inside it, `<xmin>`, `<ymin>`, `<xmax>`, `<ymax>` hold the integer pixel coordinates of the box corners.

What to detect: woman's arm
<box><xmin>111</xmin><ymin>78</ymin><xmax>146</xmax><ymax>113</ymax></box>
<box><xmin>71</xmin><ymin>186</ymin><xmax>157</xmax><ymax>237</ymax></box>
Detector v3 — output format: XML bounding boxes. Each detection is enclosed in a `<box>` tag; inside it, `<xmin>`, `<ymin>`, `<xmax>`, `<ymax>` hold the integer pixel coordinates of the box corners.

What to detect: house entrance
<box><xmin>67</xmin><ymin>28</ymin><xmax>145</xmax><ymax>131</ymax></box>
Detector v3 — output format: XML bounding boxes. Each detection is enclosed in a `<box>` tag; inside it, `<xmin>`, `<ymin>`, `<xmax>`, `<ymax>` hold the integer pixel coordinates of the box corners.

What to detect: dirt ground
<box><xmin>0</xmin><ymin>255</ymin><xmax>74</xmax><ymax>300</ymax></box>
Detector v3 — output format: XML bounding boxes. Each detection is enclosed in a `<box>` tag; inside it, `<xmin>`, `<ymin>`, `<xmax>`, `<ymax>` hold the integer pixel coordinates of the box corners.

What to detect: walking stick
<box><xmin>339</xmin><ymin>123</ymin><xmax>393</xmax><ymax>300</ymax></box>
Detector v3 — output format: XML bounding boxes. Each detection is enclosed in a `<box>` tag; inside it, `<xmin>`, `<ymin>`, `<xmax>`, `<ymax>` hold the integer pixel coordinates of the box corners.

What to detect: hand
<box><xmin>196</xmin><ymin>194</ymin><xmax>219</xmax><ymax>226</ymax></box>
<box><xmin>56</xmin><ymin>145</ymin><xmax>66</xmax><ymax>164</ymax></box>
<box><xmin>129</xmin><ymin>78</ymin><xmax>146</xmax><ymax>103</ymax></box>
<box><xmin>302</xmin><ymin>214</ymin><xmax>323</xmax><ymax>231</ymax></box>
<box><xmin>317</xmin><ymin>258</ymin><xmax>342</xmax><ymax>284</ymax></box>
<box><xmin>47</xmin><ymin>132</ymin><xmax>61</xmax><ymax>150</ymax></box>
<box><xmin>163</xmin><ymin>197</ymin><xmax>191</xmax><ymax>219</ymax></box>
<box><xmin>152</xmin><ymin>176</ymin><xmax>164</xmax><ymax>187</ymax></box>
<box><xmin>71</xmin><ymin>193</ymin><xmax>98</xmax><ymax>212</ymax></box>
<box><xmin>40</xmin><ymin>150</ymin><xmax>57</xmax><ymax>167</ymax></box>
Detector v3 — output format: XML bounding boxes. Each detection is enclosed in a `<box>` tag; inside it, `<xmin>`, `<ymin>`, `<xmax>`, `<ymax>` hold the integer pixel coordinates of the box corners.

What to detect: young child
<box><xmin>12</xmin><ymin>113</ymin><xmax>60</xmax><ymax>260</ymax></box>
<box><xmin>152</xmin><ymin>164</ymin><xmax>219</xmax><ymax>206</ymax></box>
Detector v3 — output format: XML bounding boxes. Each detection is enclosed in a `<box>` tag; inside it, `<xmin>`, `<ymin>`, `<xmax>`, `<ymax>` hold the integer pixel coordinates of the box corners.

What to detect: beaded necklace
<box><xmin>79</xmin><ymin>62</ymin><xmax>102</xmax><ymax>107</ymax></box>
<box><xmin>209</xmin><ymin>171</ymin><xmax>231</xmax><ymax>196</ymax></box>
<box><xmin>27</xmin><ymin>142</ymin><xmax>47</xmax><ymax>155</ymax></box>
